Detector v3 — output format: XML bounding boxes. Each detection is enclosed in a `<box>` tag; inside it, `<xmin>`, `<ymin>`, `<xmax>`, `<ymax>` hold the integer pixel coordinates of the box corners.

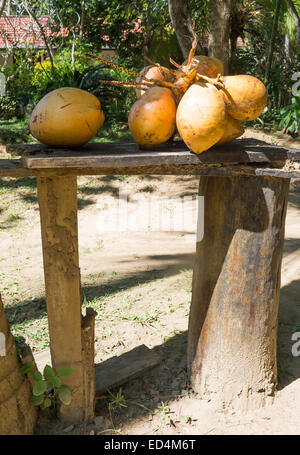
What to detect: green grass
<box><xmin>0</xmin><ymin>118</ymin><xmax>34</xmax><ymax>145</ymax></box>
<box><xmin>7</xmin><ymin>270</ymin><xmax>192</xmax><ymax>353</ymax></box>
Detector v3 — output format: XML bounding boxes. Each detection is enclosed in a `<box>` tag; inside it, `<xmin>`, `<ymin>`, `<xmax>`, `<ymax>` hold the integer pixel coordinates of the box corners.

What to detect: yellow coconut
<box><xmin>29</xmin><ymin>87</ymin><xmax>105</xmax><ymax>147</ymax></box>
<box><xmin>129</xmin><ymin>86</ymin><xmax>176</xmax><ymax>149</ymax></box>
<box><xmin>135</xmin><ymin>65</ymin><xmax>175</xmax><ymax>98</ymax></box>
<box><xmin>217</xmin><ymin>115</ymin><xmax>245</xmax><ymax>145</ymax></box>
<box><xmin>176</xmin><ymin>82</ymin><xmax>227</xmax><ymax>154</ymax></box>
<box><xmin>221</xmin><ymin>75</ymin><xmax>267</xmax><ymax>121</ymax></box>
<box><xmin>182</xmin><ymin>55</ymin><xmax>224</xmax><ymax>78</ymax></box>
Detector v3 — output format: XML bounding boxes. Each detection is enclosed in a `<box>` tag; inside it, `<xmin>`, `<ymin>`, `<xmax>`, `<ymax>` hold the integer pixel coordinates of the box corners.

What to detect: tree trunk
<box><xmin>285</xmin><ymin>0</ymin><xmax>300</xmax><ymax>45</ymax></box>
<box><xmin>265</xmin><ymin>0</ymin><xmax>281</xmax><ymax>83</ymax></box>
<box><xmin>168</xmin><ymin>0</ymin><xmax>199</xmax><ymax>59</ymax></box>
<box><xmin>79</xmin><ymin>0</ymin><xmax>86</xmax><ymax>39</ymax></box>
<box><xmin>0</xmin><ymin>294</ymin><xmax>37</xmax><ymax>434</ymax></box>
<box><xmin>208</xmin><ymin>0</ymin><xmax>232</xmax><ymax>74</ymax></box>
<box><xmin>284</xmin><ymin>33</ymin><xmax>290</xmax><ymax>66</ymax></box>
<box><xmin>188</xmin><ymin>175</ymin><xmax>290</xmax><ymax>412</ymax></box>
<box><xmin>0</xmin><ymin>0</ymin><xmax>7</xmax><ymax>17</ymax></box>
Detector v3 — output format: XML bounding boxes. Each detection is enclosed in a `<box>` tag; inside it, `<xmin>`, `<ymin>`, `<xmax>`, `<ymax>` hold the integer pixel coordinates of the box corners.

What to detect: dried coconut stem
<box><xmin>90</xmin><ymin>54</ymin><xmax>177</xmax><ymax>90</ymax></box>
<box><xmin>98</xmin><ymin>79</ymin><xmax>152</xmax><ymax>90</ymax></box>
<box><xmin>170</xmin><ymin>58</ymin><xmax>181</xmax><ymax>70</ymax></box>
<box><xmin>196</xmin><ymin>73</ymin><xmax>225</xmax><ymax>90</ymax></box>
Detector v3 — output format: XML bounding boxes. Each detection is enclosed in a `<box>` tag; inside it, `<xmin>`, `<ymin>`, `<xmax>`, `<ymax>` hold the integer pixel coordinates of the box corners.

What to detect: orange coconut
<box><xmin>129</xmin><ymin>86</ymin><xmax>176</xmax><ymax>149</ymax></box>
<box><xmin>221</xmin><ymin>75</ymin><xmax>267</xmax><ymax>121</ymax></box>
<box><xmin>182</xmin><ymin>55</ymin><xmax>224</xmax><ymax>78</ymax></box>
<box><xmin>217</xmin><ymin>115</ymin><xmax>245</xmax><ymax>145</ymax></box>
<box><xmin>176</xmin><ymin>82</ymin><xmax>227</xmax><ymax>154</ymax></box>
<box><xmin>29</xmin><ymin>87</ymin><xmax>104</xmax><ymax>147</ymax></box>
<box><xmin>135</xmin><ymin>65</ymin><xmax>175</xmax><ymax>98</ymax></box>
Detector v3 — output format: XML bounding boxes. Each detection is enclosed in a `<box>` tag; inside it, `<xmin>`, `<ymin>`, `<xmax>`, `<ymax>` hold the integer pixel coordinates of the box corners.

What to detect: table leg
<box><xmin>37</xmin><ymin>176</ymin><xmax>93</xmax><ymax>423</ymax></box>
<box><xmin>188</xmin><ymin>175</ymin><xmax>290</xmax><ymax>411</ymax></box>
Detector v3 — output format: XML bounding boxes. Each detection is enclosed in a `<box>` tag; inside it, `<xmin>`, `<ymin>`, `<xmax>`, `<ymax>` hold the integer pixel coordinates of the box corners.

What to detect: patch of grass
<box><xmin>11</xmin><ymin>317</ymin><xmax>49</xmax><ymax>352</ymax></box>
<box><xmin>0</xmin><ymin>118</ymin><xmax>35</xmax><ymax>145</ymax></box>
<box><xmin>7</xmin><ymin>213</ymin><xmax>21</xmax><ymax>223</ymax></box>
<box><xmin>92</xmin><ymin>121</ymin><xmax>133</xmax><ymax>143</ymax></box>
<box><xmin>179</xmin><ymin>268</ymin><xmax>193</xmax><ymax>292</ymax></box>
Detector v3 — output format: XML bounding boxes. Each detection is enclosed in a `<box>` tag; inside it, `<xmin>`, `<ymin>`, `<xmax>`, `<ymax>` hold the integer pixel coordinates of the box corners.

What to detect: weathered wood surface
<box><xmin>0</xmin><ymin>138</ymin><xmax>300</xmax><ymax>178</ymax></box>
<box><xmin>1</xmin><ymin>159</ymin><xmax>300</xmax><ymax>178</ymax></box>
<box><xmin>10</xmin><ymin>139</ymin><xmax>300</xmax><ymax>164</ymax></box>
<box><xmin>20</xmin><ymin>139</ymin><xmax>300</xmax><ymax>168</ymax></box>
<box><xmin>0</xmin><ymin>294</ymin><xmax>37</xmax><ymax>434</ymax></box>
<box><xmin>81</xmin><ymin>307</ymin><xmax>97</xmax><ymax>423</ymax></box>
<box><xmin>95</xmin><ymin>345</ymin><xmax>161</xmax><ymax>396</ymax></box>
<box><xmin>37</xmin><ymin>176</ymin><xmax>89</xmax><ymax>423</ymax></box>
<box><xmin>188</xmin><ymin>175</ymin><xmax>290</xmax><ymax>411</ymax></box>
<box><xmin>34</xmin><ymin>344</ymin><xmax>161</xmax><ymax>397</ymax></box>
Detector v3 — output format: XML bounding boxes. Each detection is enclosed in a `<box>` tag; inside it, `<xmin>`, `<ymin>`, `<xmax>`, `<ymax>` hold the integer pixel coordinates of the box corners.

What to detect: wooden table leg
<box><xmin>37</xmin><ymin>176</ymin><xmax>94</xmax><ymax>423</ymax></box>
<box><xmin>188</xmin><ymin>175</ymin><xmax>290</xmax><ymax>411</ymax></box>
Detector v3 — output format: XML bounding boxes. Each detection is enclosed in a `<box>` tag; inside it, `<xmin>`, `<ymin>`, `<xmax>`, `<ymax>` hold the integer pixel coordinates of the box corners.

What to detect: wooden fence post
<box><xmin>37</xmin><ymin>176</ymin><xmax>95</xmax><ymax>423</ymax></box>
<box><xmin>0</xmin><ymin>294</ymin><xmax>37</xmax><ymax>434</ymax></box>
<box><xmin>188</xmin><ymin>175</ymin><xmax>290</xmax><ymax>411</ymax></box>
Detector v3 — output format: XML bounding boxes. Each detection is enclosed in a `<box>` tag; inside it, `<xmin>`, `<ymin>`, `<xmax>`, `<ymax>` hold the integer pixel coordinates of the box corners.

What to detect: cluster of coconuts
<box><xmin>128</xmin><ymin>55</ymin><xmax>268</xmax><ymax>154</ymax></box>
<box><xmin>28</xmin><ymin>55</ymin><xmax>267</xmax><ymax>154</ymax></box>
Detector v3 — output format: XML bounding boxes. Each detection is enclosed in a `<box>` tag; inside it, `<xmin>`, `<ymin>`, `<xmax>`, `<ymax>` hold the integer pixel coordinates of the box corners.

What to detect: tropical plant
<box><xmin>20</xmin><ymin>362</ymin><xmax>74</xmax><ymax>410</ymax></box>
<box><xmin>279</xmin><ymin>95</ymin><xmax>300</xmax><ymax>135</ymax></box>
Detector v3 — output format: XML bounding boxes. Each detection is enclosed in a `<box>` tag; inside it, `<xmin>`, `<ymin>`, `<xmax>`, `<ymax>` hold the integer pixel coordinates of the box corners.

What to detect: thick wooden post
<box><xmin>37</xmin><ymin>176</ymin><xmax>94</xmax><ymax>423</ymax></box>
<box><xmin>0</xmin><ymin>294</ymin><xmax>37</xmax><ymax>434</ymax></box>
<box><xmin>188</xmin><ymin>175</ymin><xmax>290</xmax><ymax>411</ymax></box>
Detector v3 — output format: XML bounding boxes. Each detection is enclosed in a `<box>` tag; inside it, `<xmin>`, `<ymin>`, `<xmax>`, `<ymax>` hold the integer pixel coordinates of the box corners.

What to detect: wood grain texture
<box><xmin>33</xmin><ymin>344</ymin><xmax>161</xmax><ymax>398</ymax></box>
<box><xmin>95</xmin><ymin>345</ymin><xmax>161</xmax><ymax>396</ymax></box>
<box><xmin>0</xmin><ymin>139</ymin><xmax>298</xmax><ymax>178</ymax></box>
<box><xmin>81</xmin><ymin>307</ymin><xmax>97</xmax><ymax>423</ymax></box>
<box><xmin>37</xmin><ymin>176</ymin><xmax>86</xmax><ymax>423</ymax></box>
<box><xmin>21</xmin><ymin>139</ymin><xmax>300</xmax><ymax>169</ymax></box>
<box><xmin>1</xmin><ymin>161</ymin><xmax>300</xmax><ymax>179</ymax></box>
<box><xmin>0</xmin><ymin>294</ymin><xmax>37</xmax><ymax>434</ymax></box>
<box><xmin>188</xmin><ymin>175</ymin><xmax>290</xmax><ymax>411</ymax></box>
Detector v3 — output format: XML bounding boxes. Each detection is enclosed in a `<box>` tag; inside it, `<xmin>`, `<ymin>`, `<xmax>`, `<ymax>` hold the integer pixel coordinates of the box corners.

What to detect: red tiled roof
<box><xmin>0</xmin><ymin>15</ymin><xmax>248</xmax><ymax>50</ymax></box>
<box><xmin>0</xmin><ymin>15</ymin><xmax>67</xmax><ymax>49</ymax></box>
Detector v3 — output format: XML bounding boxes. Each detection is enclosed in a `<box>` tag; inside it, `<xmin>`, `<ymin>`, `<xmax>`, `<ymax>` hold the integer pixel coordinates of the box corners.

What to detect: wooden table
<box><xmin>2</xmin><ymin>138</ymin><xmax>300</xmax><ymax>421</ymax></box>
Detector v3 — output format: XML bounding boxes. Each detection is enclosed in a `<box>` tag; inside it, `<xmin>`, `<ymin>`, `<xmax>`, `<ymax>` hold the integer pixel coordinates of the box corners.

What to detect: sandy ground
<box><xmin>0</xmin><ymin>128</ymin><xmax>300</xmax><ymax>435</ymax></box>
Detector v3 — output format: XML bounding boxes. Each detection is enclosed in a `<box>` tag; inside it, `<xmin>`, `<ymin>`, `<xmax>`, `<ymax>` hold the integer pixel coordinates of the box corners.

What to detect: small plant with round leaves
<box><xmin>20</xmin><ymin>362</ymin><xmax>74</xmax><ymax>410</ymax></box>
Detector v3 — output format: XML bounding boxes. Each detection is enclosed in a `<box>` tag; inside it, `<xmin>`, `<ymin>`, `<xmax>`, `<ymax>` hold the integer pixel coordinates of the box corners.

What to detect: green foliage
<box><xmin>20</xmin><ymin>362</ymin><xmax>74</xmax><ymax>410</ymax></box>
<box><xmin>231</xmin><ymin>21</ymin><xmax>299</xmax><ymax>135</ymax></box>
<box><xmin>0</xmin><ymin>97</ymin><xmax>19</xmax><ymax>120</ymax></box>
<box><xmin>1</xmin><ymin>43</ymin><xmax>138</xmax><ymax>126</ymax></box>
<box><xmin>148</xmin><ymin>26</ymin><xmax>182</xmax><ymax>67</ymax></box>
<box><xmin>0</xmin><ymin>118</ymin><xmax>34</xmax><ymax>145</ymax></box>
<box><xmin>279</xmin><ymin>95</ymin><xmax>300</xmax><ymax>136</ymax></box>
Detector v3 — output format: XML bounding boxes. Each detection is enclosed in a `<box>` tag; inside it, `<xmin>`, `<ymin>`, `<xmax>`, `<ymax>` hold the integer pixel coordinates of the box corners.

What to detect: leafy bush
<box><xmin>279</xmin><ymin>95</ymin><xmax>300</xmax><ymax>136</ymax></box>
<box><xmin>230</xmin><ymin>21</ymin><xmax>300</xmax><ymax>135</ymax></box>
<box><xmin>29</xmin><ymin>49</ymin><xmax>137</xmax><ymax>123</ymax></box>
<box><xmin>0</xmin><ymin>96</ymin><xmax>19</xmax><ymax>120</ymax></box>
<box><xmin>1</xmin><ymin>44</ymin><xmax>138</xmax><ymax>125</ymax></box>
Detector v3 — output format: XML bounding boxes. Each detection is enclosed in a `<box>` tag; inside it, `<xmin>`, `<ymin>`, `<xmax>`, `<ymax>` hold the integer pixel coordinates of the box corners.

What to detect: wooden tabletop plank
<box><xmin>1</xmin><ymin>139</ymin><xmax>300</xmax><ymax>178</ymax></box>
<box><xmin>14</xmin><ymin>139</ymin><xmax>300</xmax><ymax>169</ymax></box>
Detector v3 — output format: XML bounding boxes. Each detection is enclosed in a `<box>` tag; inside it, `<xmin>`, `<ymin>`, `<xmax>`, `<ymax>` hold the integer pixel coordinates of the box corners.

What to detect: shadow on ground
<box><xmin>277</xmin><ymin>278</ymin><xmax>300</xmax><ymax>389</ymax></box>
<box><xmin>4</xmin><ymin>252</ymin><xmax>195</xmax><ymax>327</ymax></box>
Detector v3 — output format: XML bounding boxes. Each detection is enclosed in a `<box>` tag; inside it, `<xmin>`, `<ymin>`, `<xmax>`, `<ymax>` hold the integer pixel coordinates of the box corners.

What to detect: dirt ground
<box><xmin>1</xmin><ymin>128</ymin><xmax>300</xmax><ymax>435</ymax></box>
